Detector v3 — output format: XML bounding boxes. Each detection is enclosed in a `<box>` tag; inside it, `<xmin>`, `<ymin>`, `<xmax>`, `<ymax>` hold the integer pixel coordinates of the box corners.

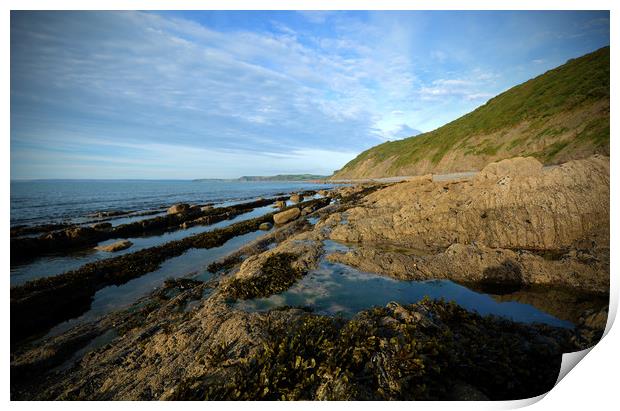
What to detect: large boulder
<box><xmin>96</xmin><ymin>240</ymin><xmax>133</xmax><ymax>252</ymax></box>
<box><xmin>273</xmin><ymin>208</ymin><xmax>300</xmax><ymax>225</ymax></box>
<box><xmin>167</xmin><ymin>203</ymin><xmax>190</xmax><ymax>214</ymax></box>
<box><xmin>290</xmin><ymin>194</ymin><xmax>303</xmax><ymax>203</ymax></box>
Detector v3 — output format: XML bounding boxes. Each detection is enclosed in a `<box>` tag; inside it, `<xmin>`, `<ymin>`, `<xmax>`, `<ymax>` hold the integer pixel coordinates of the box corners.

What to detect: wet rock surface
<box><xmin>95</xmin><ymin>240</ymin><xmax>133</xmax><ymax>252</ymax></box>
<box><xmin>326</xmin><ymin>241</ymin><xmax>608</xmax><ymax>294</ymax></box>
<box><xmin>274</xmin><ymin>208</ymin><xmax>301</xmax><ymax>224</ymax></box>
<box><xmin>92</xmin><ymin>222</ymin><xmax>113</xmax><ymax>230</ymax></box>
<box><xmin>11</xmin><ymin>294</ymin><xmax>577</xmax><ymax>400</ymax></box>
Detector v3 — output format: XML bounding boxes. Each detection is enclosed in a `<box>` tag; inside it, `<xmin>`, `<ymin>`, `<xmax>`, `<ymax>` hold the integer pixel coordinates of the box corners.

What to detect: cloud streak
<box><xmin>10</xmin><ymin>10</ymin><xmax>610</xmax><ymax>179</ymax></box>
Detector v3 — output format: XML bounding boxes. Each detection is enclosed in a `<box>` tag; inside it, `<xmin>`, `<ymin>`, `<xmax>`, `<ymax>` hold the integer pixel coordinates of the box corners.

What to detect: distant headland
<box><xmin>193</xmin><ymin>174</ymin><xmax>328</xmax><ymax>182</ymax></box>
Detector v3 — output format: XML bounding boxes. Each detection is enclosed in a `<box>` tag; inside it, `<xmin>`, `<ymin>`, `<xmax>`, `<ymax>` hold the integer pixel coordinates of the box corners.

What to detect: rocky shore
<box><xmin>10</xmin><ymin>156</ymin><xmax>609</xmax><ymax>400</ymax></box>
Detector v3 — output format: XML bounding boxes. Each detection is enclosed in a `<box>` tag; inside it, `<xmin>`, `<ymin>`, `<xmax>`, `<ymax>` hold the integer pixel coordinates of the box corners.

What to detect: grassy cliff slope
<box><xmin>332</xmin><ymin>46</ymin><xmax>609</xmax><ymax>179</ymax></box>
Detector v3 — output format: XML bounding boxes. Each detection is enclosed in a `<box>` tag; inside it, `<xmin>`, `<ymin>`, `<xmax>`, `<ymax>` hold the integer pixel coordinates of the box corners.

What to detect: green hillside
<box><xmin>333</xmin><ymin>46</ymin><xmax>609</xmax><ymax>179</ymax></box>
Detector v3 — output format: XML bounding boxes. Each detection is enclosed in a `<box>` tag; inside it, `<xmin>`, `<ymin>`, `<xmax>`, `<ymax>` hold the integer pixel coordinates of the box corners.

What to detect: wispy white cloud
<box><xmin>297</xmin><ymin>11</ymin><xmax>335</xmax><ymax>24</ymax></box>
<box><xmin>419</xmin><ymin>76</ymin><xmax>496</xmax><ymax>102</ymax></box>
<box><xmin>10</xmin><ymin>10</ymin><xmax>610</xmax><ymax>178</ymax></box>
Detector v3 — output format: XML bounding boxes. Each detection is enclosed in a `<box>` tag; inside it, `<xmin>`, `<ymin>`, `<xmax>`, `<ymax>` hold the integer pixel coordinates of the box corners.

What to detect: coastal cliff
<box><xmin>332</xmin><ymin>47</ymin><xmax>609</xmax><ymax>179</ymax></box>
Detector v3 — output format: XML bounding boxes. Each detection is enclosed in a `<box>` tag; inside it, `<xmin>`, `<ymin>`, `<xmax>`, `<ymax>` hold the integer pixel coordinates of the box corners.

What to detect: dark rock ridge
<box><xmin>10</xmin><ymin>195</ymin><xmax>297</xmax><ymax>264</ymax></box>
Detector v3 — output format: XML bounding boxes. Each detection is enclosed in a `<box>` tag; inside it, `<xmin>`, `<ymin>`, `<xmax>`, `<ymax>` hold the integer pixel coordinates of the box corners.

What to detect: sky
<box><xmin>10</xmin><ymin>10</ymin><xmax>610</xmax><ymax>179</ymax></box>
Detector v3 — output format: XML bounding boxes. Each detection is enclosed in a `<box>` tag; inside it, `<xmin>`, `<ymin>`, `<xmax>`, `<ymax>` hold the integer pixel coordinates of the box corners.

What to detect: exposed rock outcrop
<box><xmin>167</xmin><ymin>204</ymin><xmax>190</xmax><ymax>214</ymax></box>
<box><xmin>91</xmin><ymin>222</ymin><xmax>112</xmax><ymax>230</ymax></box>
<box><xmin>273</xmin><ymin>208</ymin><xmax>301</xmax><ymax>225</ymax></box>
<box><xmin>327</xmin><ymin>242</ymin><xmax>608</xmax><ymax>294</ymax></box>
<box><xmin>11</xmin><ymin>296</ymin><xmax>574</xmax><ymax>401</ymax></box>
<box><xmin>330</xmin><ymin>156</ymin><xmax>609</xmax><ymax>252</ymax></box>
<box><xmin>327</xmin><ymin>156</ymin><xmax>609</xmax><ymax>294</ymax></box>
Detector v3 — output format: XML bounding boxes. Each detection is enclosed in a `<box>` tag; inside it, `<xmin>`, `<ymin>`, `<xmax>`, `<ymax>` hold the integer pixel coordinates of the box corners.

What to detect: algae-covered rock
<box><xmin>259</xmin><ymin>222</ymin><xmax>273</xmax><ymax>231</ymax></box>
<box><xmin>66</xmin><ymin>226</ymin><xmax>97</xmax><ymax>240</ymax></box>
<box><xmin>11</xmin><ymin>286</ymin><xmax>578</xmax><ymax>401</ymax></box>
<box><xmin>223</xmin><ymin>253</ymin><xmax>303</xmax><ymax>299</ymax></box>
<box><xmin>274</xmin><ymin>208</ymin><xmax>300</xmax><ymax>225</ymax></box>
<box><xmin>91</xmin><ymin>222</ymin><xmax>112</xmax><ymax>230</ymax></box>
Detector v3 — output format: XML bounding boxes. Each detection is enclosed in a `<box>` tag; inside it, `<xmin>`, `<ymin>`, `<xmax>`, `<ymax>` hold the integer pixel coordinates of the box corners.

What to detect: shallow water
<box><xmin>11</xmin><ymin>180</ymin><xmax>332</xmax><ymax>227</ymax></box>
<box><xmin>235</xmin><ymin>241</ymin><xmax>574</xmax><ymax>329</ymax></box>
<box><xmin>10</xmin><ymin>204</ymin><xmax>277</xmax><ymax>286</ymax></box>
<box><xmin>47</xmin><ymin>229</ymin><xmax>270</xmax><ymax>337</ymax></box>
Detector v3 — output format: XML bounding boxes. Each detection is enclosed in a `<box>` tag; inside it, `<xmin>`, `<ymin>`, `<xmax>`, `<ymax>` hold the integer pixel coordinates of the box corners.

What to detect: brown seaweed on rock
<box><xmin>222</xmin><ymin>253</ymin><xmax>303</xmax><ymax>299</ymax></box>
<box><xmin>169</xmin><ymin>299</ymin><xmax>572</xmax><ymax>401</ymax></box>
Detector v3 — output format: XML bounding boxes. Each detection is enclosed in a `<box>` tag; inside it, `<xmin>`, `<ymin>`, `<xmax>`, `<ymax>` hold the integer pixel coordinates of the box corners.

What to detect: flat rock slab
<box><xmin>95</xmin><ymin>240</ymin><xmax>133</xmax><ymax>252</ymax></box>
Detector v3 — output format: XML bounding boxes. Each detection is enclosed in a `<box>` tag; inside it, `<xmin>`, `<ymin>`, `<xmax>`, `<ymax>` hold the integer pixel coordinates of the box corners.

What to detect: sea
<box><xmin>10</xmin><ymin>179</ymin><xmax>334</xmax><ymax>227</ymax></box>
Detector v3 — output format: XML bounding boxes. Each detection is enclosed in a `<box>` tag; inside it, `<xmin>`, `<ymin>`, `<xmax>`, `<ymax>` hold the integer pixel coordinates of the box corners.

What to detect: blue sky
<box><xmin>11</xmin><ymin>10</ymin><xmax>609</xmax><ymax>179</ymax></box>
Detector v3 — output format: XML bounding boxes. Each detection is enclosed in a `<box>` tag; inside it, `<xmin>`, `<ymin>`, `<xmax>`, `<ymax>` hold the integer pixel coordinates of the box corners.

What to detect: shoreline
<box><xmin>10</xmin><ymin>156</ymin><xmax>609</xmax><ymax>400</ymax></box>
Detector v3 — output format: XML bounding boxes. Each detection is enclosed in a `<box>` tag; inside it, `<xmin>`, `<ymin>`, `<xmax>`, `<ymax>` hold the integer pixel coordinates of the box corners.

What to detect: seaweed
<box><xmin>170</xmin><ymin>299</ymin><xmax>571</xmax><ymax>401</ymax></box>
<box><xmin>223</xmin><ymin>253</ymin><xmax>303</xmax><ymax>300</ymax></box>
<box><xmin>206</xmin><ymin>255</ymin><xmax>244</xmax><ymax>274</ymax></box>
